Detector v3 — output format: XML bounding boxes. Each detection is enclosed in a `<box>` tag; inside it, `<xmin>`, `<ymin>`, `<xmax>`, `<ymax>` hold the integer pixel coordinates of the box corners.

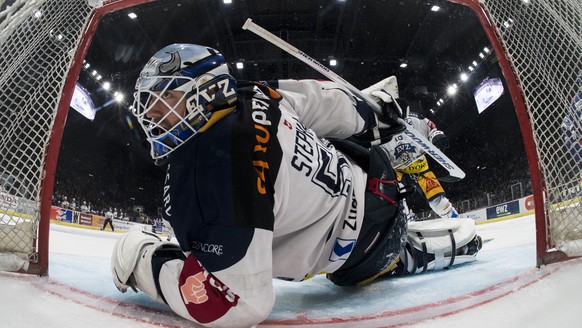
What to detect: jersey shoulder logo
<box><xmin>180</xmin><ymin>256</ymin><xmax>240</xmax><ymax>324</ymax></box>
<box><xmin>181</xmin><ymin>272</ymin><xmax>209</xmax><ymax>304</ymax></box>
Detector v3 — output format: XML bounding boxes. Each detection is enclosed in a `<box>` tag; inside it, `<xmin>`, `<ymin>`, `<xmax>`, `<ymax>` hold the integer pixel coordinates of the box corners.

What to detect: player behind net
<box><xmin>111</xmin><ymin>44</ymin><xmax>482</xmax><ymax>327</ymax></box>
<box><xmin>362</xmin><ymin>77</ymin><xmax>460</xmax><ymax>220</ymax></box>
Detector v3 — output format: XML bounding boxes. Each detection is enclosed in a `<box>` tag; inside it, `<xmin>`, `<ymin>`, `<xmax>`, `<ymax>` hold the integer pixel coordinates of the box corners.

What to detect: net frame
<box><xmin>0</xmin><ymin>0</ymin><xmax>154</xmax><ymax>276</ymax></box>
<box><xmin>456</xmin><ymin>0</ymin><xmax>582</xmax><ymax>264</ymax></box>
<box><xmin>0</xmin><ymin>0</ymin><xmax>580</xmax><ymax>276</ymax></box>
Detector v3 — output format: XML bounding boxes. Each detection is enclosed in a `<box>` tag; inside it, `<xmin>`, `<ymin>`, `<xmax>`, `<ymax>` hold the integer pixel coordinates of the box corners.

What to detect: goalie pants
<box><xmin>327</xmin><ymin>141</ymin><xmax>408</xmax><ymax>286</ymax></box>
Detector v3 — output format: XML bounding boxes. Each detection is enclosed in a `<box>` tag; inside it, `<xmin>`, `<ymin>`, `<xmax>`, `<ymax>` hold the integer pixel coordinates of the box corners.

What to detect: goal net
<box><xmin>0</xmin><ymin>0</ymin><xmax>580</xmax><ymax>275</ymax></box>
<box><xmin>473</xmin><ymin>0</ymin><xmax>582</xmax><ymax>263</ymax></box>
<box><xmin>0</xmin><ymin>0</ymin><xmax>95</xmax><ymax>275</ymax></box>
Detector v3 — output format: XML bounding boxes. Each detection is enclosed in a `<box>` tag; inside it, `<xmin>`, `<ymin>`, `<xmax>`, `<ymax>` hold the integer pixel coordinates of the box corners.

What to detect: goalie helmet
<box><xmin>133</xmin><ymin>44</ymin><xmax>237</xmax><ymax>163</ymax></box>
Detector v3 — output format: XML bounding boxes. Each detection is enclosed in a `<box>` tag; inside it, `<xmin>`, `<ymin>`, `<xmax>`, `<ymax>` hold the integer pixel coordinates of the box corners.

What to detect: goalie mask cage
<box><xmin>0</xmin><ymin>0</ymin><xmax>580</xmax><ymax>275</ymax></box>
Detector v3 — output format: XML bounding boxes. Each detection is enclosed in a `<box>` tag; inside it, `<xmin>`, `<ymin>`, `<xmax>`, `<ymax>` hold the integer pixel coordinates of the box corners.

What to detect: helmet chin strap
<box><xmin>198</xmin><ymin>106</ymin><xmax>235</xmax><ymax>133</ymax></box>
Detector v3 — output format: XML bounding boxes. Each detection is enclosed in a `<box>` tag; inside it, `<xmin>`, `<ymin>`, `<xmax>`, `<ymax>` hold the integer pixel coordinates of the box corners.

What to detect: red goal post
<box><xmin>0</xmin><ymin>0</ymin><xmax>580</xmax><ymax>276</ymax></box>
<box><xmin>457</xmin><ymin>0</ymin><xmax>582</xmax><ymax>265</ymax></box>
<box><xmin>0</xmin><ymin>0</ymin><xmax>152</xmax><ymax>276</ymax></box>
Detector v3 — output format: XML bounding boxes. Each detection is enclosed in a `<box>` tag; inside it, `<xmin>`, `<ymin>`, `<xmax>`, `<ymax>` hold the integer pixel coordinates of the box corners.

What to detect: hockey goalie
<box><xmin>111</xmin><ymin>43</ymin><xmax>482</xmax><ymax>327</ymax></box>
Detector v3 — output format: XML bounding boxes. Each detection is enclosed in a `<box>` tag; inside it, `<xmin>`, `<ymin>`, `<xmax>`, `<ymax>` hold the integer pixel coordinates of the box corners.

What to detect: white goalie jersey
<box><xmin>154</xmin><ymin>79</ymin><xmax>379</xmax><ymax>327</ymax></box>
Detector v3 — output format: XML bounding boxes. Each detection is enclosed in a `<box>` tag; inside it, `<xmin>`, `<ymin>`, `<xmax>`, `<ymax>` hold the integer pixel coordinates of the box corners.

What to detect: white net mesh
<box><xmin>479</xmin><ymin>0</ymin><xmax>582</xmax><ymax>256</ymax></box>
<box><xmin>0</xmin><ymin>0</ymin><xmax>94</xmax><ymax>273</ymax></box>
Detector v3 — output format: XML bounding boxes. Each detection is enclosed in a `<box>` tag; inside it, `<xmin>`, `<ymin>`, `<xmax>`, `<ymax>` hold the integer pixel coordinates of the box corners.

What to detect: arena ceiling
<box><xmin>59</xmin><ymin>0</ymin><xmax>527</xmax><ymax>212</ymax></box>
<box><xmin>83</xmin><ymin>0</ymin><xmax>499</xmax><ymax>130</ymax></box>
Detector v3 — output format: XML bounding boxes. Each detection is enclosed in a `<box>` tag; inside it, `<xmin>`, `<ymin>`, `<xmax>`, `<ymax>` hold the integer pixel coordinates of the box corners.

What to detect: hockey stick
<box><xmin>242</xmin><ymin>18</ymin><xmax>465</xmax><ymax>181</ymax></box>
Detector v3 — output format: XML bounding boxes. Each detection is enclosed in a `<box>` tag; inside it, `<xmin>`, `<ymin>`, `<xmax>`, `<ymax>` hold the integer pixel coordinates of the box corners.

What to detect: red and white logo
<box><xmin>179</xmin><ymin>256</ymin><xmax>240</xmax><ymax>324</ymax></box>
<box><xmin>180</xmin><ymin>272</ymin><xmax>209</xmax><ymax>304</ymax></box>
<box><xmin>424</xmin><ymin>176</ymin><xmax>440</xmax><ymax>193</ymax></box>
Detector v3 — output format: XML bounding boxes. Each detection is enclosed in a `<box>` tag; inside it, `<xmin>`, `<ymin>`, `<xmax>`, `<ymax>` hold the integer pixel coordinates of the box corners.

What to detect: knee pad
<box><xmin>398</xmin><ymin>218</ymin><xmax>482</xmax><ymax>274</ymax></box>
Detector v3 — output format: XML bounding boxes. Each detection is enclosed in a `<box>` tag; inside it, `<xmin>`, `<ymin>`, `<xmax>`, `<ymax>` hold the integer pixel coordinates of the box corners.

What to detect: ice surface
<box><xmin>0</xmin><ymin>214</ymin><xmax>580</xmax><ymax>327</ymax></box>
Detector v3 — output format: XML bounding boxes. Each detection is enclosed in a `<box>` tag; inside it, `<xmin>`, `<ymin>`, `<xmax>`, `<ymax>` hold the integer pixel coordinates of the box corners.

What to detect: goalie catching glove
<box><xmin>111</xmin><ymin>229</ymin><xmax>184</xmax><ymax>303</ymax></box>
<box><xmin>352</xmin><ymin>76</ymin><xmax>410</xmax><ymax>147</ymax></box>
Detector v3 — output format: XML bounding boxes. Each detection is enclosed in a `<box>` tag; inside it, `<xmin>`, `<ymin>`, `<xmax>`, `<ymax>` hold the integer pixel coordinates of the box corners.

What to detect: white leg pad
<box><xmin>404</xmin><ymin>218</ymin><xmax>478</xmax><ymax>272</ymax></box>
<box><xmin>408</xmin><ymin>218</ymin><xmax>475</xmax><ymax>251</ymax></box>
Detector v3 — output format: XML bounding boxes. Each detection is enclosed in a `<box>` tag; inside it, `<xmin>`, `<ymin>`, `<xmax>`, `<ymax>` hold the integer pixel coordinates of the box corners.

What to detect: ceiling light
<box><xmin>400</xmin><ymin>63</ymin><xmax>408</xmax><ymax>68</ymax></box>
<box><xmin>102</xmin><ymin>82</ymin><xmax>111</xmax><ymax>90</ymax></box>
<box><xmin>447</xmin><ymin>85</ymin><xmax>457</xmax><ymax>95</ymax></box>
<box><xmin>96</xmin><ymin>75</ymin><xmax>102</xmax><ymax>80</ymax></box>
<box><xmin>236</xmin><ymin>62</ymin><xmax>243</xmax><ymax>69</ymax></box>
<box><xmin>468</xmin><ymin>66</ymin><xmax>474</xmax><ymax>71</ymax></box>
<box><xmin>472</xmin><ymin>60</ymin><xmax>478</xmax><ymax>66</ymax></box>
<box><xmin>330</xmin><ymin>59</ymin><xmax>337</xmax><ymax>66</ymax></box>
<box><xmin>479</xmin><ymin>52</ymin><xmax>485</xmax><ymax>58</ymax></box>
<box><xmin>460</xmin><ymin>73</ymin><xmax>468</xmax><ymax>81</ymax></box>
<box><xmin>34</xmin><ymin>10</ymin><xmax>42</xmax><ymax>18</ymax></box>
<box><xmin>431</xmin><ymin>6</ymin><xmax>440</xmax><ymax>12</ymax></box>
<box><xmin>115</xmin><ymin>92</ymin><xmax>124</xmax><ymax>102</ymax></box>
<box><xmin>84</xmin><ymin>63</ymin><xmax>90</xmax><ymax>69</ymax></box>
<box><xmin>483</xmin><ymin>47</ymin><xmax>490</xmax><ymax>53</ymax></box>
<box><xmin>223</xmin><ymin>0</ymin><xmax>232</xmax><ymax>4</ymax></box>
<box><xmin>91</xmin><ymin>70</ymin><xmax>97</xmax><ymax>76</ymax></box>
<box><xmin>128</xmin><ymin>12</ymin><xmax>137</xmax><ymax>19</ymax></box>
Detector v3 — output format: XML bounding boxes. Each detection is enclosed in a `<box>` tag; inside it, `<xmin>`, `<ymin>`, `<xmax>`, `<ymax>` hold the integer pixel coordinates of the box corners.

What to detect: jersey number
<box><xmin>313</xmin><ymin>144</ymin><xmax>351</xmax><ymax>197</ymax></box>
